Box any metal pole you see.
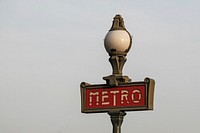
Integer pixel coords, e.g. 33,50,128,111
108,111,126,133
104,15,131,133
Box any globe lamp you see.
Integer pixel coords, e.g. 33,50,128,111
103,14,132,86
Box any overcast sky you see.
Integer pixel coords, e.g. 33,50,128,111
0,0,200,133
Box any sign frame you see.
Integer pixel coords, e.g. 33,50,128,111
80,78,155,113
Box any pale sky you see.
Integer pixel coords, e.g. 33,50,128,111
0,0,200,133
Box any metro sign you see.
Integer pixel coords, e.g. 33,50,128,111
81,78,155,113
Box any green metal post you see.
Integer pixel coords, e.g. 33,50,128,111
104,14,132,133
108,111,126,133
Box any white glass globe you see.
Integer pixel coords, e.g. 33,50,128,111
104,30,131,54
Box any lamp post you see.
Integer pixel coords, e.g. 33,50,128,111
80,14,155,133
104,14,132,133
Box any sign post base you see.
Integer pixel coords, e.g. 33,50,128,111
108,111,126,133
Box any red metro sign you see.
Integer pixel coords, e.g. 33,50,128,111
81,78,155,113
86,85,145,108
